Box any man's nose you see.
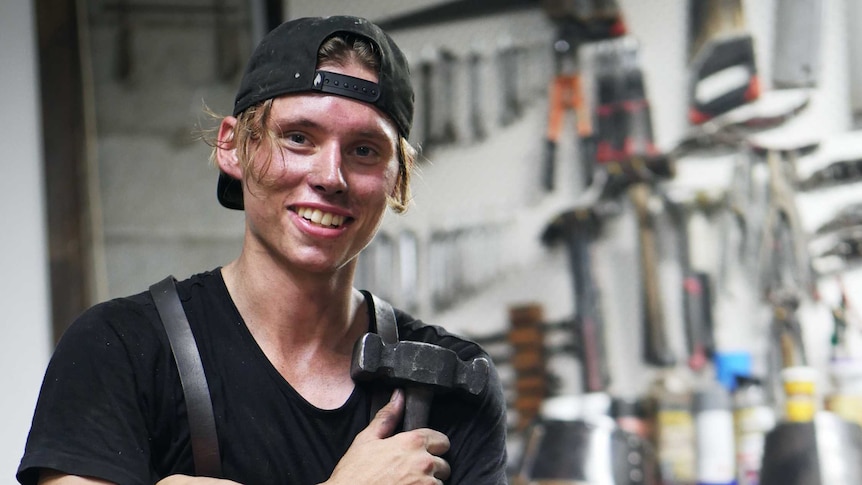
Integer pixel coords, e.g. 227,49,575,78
309,144,347,194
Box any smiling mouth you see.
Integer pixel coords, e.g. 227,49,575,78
294,207,348,228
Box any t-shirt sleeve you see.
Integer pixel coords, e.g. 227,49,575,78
17,298,168,485
444,359,509,485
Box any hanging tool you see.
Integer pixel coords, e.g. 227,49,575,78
499,43,524,126
811,228,862,275
687,0,760,124
631,182,676,367
418,49,459,153
618,42,660,161
592,38,660,165
664,192,720,372
752,146,816,301
798,157,862,192
542,205,613,393
814,203,862,236
587,36,674,367
540,0,626,190
467,50,488,142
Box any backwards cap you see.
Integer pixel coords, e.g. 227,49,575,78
218,15,414,210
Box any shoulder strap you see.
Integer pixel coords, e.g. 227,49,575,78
150,276,222,478
361,290,399,419
367,291,399,345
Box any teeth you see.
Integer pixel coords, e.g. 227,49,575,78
310,209,323,224
320,212,333,226
297,207,345,227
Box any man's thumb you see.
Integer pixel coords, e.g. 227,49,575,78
361,389,404,441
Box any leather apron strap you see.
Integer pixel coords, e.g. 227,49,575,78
150,276,222,478
361,290,399,420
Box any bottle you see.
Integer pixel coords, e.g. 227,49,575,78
758,366,822,485
780,366,818,423
694,383,736,485
825,359,862,426
647,369,696,485
732,376,775,485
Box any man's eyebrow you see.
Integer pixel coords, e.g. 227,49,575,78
354,128,394,142
270,117,323,131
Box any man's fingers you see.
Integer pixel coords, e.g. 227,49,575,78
421,429,451,457
433,456,451,482
357,389,404,442
329,393,454,485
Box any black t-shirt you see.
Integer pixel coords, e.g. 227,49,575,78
17,269,507,485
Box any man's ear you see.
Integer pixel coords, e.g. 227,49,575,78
216,116,242,179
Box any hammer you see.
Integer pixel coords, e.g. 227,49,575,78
351,333,491,430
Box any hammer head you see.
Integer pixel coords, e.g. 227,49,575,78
351,332,490,397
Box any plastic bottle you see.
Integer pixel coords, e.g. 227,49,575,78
825,360,862,426
732,376,775,485
780,366,818,423
694,383,737,485
647,369,696,485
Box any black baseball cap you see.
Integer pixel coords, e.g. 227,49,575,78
217,15,414,210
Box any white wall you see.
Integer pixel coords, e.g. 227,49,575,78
0,0,53,480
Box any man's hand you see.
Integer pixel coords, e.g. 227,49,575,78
323,389,451,484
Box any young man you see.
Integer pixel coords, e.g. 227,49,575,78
18,16,507,485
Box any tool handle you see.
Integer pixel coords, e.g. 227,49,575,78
683,271,714,371
543,140,557,192
403,386,434,430
564,212,611,393
631,184,676,367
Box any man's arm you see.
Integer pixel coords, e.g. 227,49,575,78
38,471,114,485
19,299,182,485
38,470,241,485
39,390,447,485
39,470,242,485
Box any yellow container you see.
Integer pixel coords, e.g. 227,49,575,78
826,361,862,426
781,366,818,423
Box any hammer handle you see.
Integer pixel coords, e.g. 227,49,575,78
403,387,434,430
631,183,675,367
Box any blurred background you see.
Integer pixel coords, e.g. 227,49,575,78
6,0,862,482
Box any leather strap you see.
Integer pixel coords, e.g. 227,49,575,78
368,292,399,345
361,290,399,419
150,276,222,478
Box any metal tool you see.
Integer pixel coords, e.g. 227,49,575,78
687,0,760,124
351,333,490,430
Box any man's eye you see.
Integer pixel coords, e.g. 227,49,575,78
355,146,374,157
287,133,307,144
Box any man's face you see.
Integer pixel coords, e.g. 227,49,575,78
240,62,400,278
